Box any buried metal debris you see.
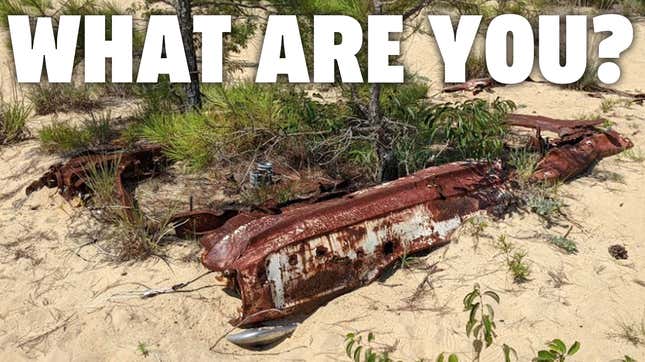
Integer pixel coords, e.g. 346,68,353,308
226,323,298,348
202,162,512,326
26,115,633,329
26,144,167,222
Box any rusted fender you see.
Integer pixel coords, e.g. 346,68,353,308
531,129,633,183
200,162,511,326
26,144,167,221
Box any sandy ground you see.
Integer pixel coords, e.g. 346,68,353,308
1,8,645,362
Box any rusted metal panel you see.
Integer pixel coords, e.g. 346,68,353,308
200,162,511,325
506,114,604,136
531,129,633,183
442,78,494,94
26,144,167,222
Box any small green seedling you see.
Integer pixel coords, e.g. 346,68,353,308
436,352,459,362
345,332,392,362
137,341,150,358
533,339,580,362
463,284,501,361
547,235,578,255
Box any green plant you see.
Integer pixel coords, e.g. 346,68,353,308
466,54,488,79
547,235,578,254
84,160,175,261
463,284,503,361
523,184,565,223
620,148,645,163
508,148,540,184
345,332,393,362
533,339,580,362
137,341,150,358
38,112,114,152
0,102,31,145
28,84,100,115
436,353,459,362
565,56,600,91
619,355,637,362
432,98,515,161
494,236,531,283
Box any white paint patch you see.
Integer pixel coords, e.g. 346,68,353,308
266,254,286,309
431,216,462,239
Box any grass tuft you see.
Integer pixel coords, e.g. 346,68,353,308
0,102,31,145
38,112,114,152
84,160,175,261
29,84,100,115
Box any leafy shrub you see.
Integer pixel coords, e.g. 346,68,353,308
0,102,31,145
432,98,515,161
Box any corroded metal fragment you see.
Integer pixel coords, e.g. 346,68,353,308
26,144,167,222
531,129,633,183
443,78,494,94
201,162,511,325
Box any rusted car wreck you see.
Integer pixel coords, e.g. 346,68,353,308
27,115,633,327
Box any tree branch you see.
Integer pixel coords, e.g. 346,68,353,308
402,0,433,21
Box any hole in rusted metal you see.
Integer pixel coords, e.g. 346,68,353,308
315,246,328,258
383,241,395,255
288,254,298,266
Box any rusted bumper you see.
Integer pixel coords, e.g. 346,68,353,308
201,162,511,325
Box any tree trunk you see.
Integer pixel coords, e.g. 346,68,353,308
176,0,202,111
369,0,398,182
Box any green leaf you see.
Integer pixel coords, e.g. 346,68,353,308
472,324,483,339
567,341,580,356
353,346,362,362
537,350,557,360
466,319,476,337
485,304,495,320
483,316,494,346
368,332,375,342
503,344,518,362
436,353,445,362
484,290,500,303
448,354,459,362
346,340,355,358
463,291,477,310
548,339,566,354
